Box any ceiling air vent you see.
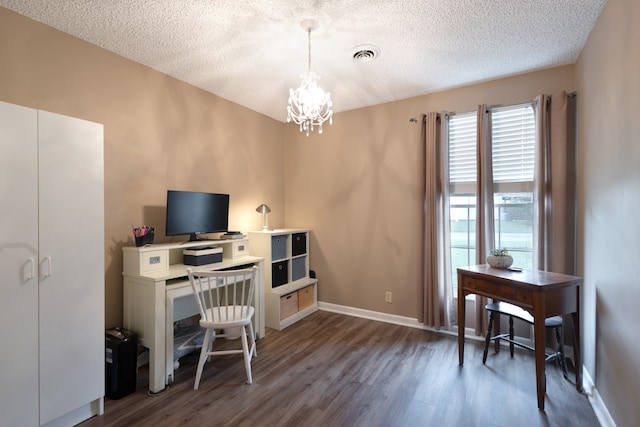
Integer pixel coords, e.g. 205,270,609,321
352,45,380,63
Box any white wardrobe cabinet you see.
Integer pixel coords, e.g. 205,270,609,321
0,100,105,426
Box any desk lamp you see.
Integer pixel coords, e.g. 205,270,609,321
256,204,271,231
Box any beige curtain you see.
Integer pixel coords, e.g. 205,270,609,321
474,105,495,335
533,92,577,274
419,112,452,329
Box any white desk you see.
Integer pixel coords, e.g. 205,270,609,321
122,239,264,394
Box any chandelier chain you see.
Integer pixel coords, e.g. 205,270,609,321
307,27,311,72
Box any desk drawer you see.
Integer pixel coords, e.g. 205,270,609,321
499,285,533,307
461,276,476,290
476,277,500,294
230,240,248,258
140,250,169,274
464,277,533,307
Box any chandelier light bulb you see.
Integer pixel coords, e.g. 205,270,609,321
286,20,333,137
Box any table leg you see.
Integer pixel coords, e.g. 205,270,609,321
533,304,547,410
458,281,466,365
148,344,167,394
572,312,582,391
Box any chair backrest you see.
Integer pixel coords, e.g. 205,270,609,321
187,266,258,323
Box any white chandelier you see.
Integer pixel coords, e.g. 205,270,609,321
287,19,333,137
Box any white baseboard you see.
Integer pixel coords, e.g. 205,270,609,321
317,302,614,426
582,367,616,427
318,301,425,330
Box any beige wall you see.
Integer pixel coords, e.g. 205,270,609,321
576,0,640,425
284,66,575,317
0,8,286,327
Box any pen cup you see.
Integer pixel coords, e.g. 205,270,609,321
135,230,154,247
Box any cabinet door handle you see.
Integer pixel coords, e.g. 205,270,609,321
22,258,35,283
41,256,52,279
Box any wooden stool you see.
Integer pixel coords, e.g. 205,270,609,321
482,301,569,379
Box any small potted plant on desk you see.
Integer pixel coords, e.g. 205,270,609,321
487,248,513,269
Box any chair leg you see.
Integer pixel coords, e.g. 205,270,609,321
240,325,253,384
194,328,213,390
248,321,257,358
483,312,494,364
206,330,214,363
509,315,515,358
555,325,570,380
493,312,501,353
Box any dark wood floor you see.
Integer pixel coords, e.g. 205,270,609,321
81,310,599,427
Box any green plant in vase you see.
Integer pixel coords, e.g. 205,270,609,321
487,248,513,268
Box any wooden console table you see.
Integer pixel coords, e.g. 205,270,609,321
457,265,583,410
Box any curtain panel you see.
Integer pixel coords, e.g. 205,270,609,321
419,112,452,329
474,104,495,335
533,91,578,275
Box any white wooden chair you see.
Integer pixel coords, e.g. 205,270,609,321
186,266,259,390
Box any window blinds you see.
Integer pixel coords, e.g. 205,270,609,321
448,104,535,186
491,105,535,183
449,112,477,184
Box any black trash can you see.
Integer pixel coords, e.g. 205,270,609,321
105,327,137,400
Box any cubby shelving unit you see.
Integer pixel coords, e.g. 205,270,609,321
248,229,318,330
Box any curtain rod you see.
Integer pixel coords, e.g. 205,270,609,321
409,114,438,123
410,91,577,122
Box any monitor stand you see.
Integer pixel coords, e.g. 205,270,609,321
181,233,212,244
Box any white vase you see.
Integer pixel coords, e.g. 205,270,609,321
487,255,513,269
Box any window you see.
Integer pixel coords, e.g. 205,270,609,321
491,105,535,270
448,112,477,292
447,103,535,294
449,112,477,190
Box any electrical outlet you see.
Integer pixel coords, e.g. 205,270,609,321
385,291,392,303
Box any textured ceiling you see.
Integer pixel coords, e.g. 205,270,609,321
0,0,606,122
